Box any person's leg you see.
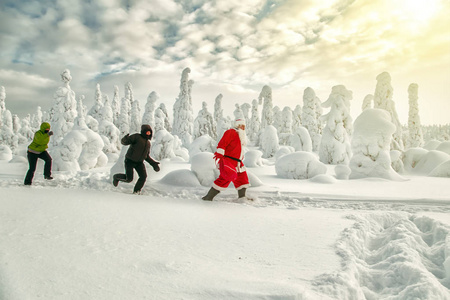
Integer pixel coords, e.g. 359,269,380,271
24,152,39,185
40,151,53,179
113,159,134,186
233,171,250,199
133,162,147,193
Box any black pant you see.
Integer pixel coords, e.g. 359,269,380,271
114,159,147,192
24,151,52,184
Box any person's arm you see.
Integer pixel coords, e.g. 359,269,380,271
145,155,160,172
121,133,134,145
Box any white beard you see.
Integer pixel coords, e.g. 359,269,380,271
237,128,247,147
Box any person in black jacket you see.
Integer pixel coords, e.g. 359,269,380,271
113,124,160,194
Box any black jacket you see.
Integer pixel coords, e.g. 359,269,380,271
121,125,158,167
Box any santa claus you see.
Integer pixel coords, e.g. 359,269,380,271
202,118,251,201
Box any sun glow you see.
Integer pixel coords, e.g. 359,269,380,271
395,0,440,23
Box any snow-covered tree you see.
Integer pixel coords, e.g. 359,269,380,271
407,83,424,148
0,86,5,119
362,94,373,111
272,106,282,133
0,105,18,151
247,99,261,145
302,87,321,151
233,103,244,119
194,102,216,139
49,69,78,146
349,109,402,180
279,106,293,145
373,72,404,151
111,85,121,127
259,85,273,130
31,106,43,129
292,105,302,132
158,103,171,132
241,103,251,126
172,68,194,147
52,96,108,172
101,95,113,123
151,108,189,161
118,93,131,136
19,115,34,141
319,86,352,165
260,125,279,158
289,126,312,152
142,91,159,129
214,94,223,125
88,83,104,121
129,100,141,133
315,95,324,138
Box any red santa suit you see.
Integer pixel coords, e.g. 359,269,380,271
212,128,250,191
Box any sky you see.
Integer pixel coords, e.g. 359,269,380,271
0,0,449,125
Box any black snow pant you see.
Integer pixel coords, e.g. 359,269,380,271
24,151,52,185
114,159,147,193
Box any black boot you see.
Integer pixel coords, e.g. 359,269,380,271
202,188,220,201
238,188,246,198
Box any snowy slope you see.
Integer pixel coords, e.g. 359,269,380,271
0,160,449,300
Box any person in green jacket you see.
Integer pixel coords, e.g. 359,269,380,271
24,122,54,185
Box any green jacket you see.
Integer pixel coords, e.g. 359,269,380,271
28,122,51,153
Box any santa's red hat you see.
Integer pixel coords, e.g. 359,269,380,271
234,118,246,128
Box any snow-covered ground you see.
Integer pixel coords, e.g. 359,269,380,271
0,159,449,300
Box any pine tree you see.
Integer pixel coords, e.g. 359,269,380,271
248,99,261,145
130,100,141,133
172,68,194,147
259,85,273,131
142,91,159,129
158,103,172,132
279,106,293,145
194,102,216,139
373,72,404,151
407,83,424,148
88,83,103,121
302,87,321,151
362,94,373,111
111,85,121,127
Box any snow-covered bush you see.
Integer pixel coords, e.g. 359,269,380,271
436,141,450,155
361,94,373,111
402,148,428,173
260,125,279,158
390,150,404,173
289,126,312,152
423,140,441,151
428,161,450,177
189,135,215,161
243,150,264,167
413,151,450,175
191,152,219,186
0,145,12,161
349,109,403,180
159,169,201,187
335,164,351,180
276,152,327,179
274,146,295,161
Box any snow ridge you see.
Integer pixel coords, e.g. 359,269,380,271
313,213,450,299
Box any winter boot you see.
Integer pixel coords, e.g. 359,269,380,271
202,187,220,201
45,175,53,180
113,174,120,187
238,188,253,201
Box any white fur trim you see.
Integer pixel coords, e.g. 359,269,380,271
212,182,228,191
234,118,246,127
217,148,225,155
235,183,250,190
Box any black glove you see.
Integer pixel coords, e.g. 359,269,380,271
152,162,160,172
48,131,54,136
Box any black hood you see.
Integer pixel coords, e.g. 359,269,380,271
140,124,153,139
